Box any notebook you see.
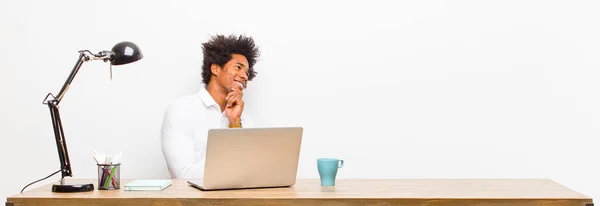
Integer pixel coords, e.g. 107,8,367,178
124,179,172,191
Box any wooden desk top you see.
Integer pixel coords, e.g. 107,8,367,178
7,179,593,206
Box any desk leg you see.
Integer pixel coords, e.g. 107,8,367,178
5,201,13,206
585,203,594,206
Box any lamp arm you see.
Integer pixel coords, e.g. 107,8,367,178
46,100,71,179
54,53,85,103
41,50,113,180
42,52,88,180
50,50,114,103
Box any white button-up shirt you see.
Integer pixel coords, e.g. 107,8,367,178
160,87,253,179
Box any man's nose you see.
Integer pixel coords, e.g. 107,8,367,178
240,71,248,81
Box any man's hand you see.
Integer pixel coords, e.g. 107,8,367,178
225,87,244,125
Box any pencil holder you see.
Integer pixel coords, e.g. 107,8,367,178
97,163,121,190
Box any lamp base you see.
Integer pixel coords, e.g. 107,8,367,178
52,183,94,192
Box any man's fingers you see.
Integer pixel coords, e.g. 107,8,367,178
227,93,239,108
225,92,234,101
225,89,244,110
226,90,243,101
226,94,234,107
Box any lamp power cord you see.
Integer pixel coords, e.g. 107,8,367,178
21,170,60,193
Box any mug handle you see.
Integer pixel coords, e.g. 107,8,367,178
338,160,344,168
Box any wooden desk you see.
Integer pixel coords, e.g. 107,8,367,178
6,179,593,206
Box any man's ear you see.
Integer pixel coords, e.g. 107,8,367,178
210,64,221,76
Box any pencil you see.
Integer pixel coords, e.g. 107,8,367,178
105,166,118,188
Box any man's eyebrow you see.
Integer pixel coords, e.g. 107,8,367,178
234,62,247,67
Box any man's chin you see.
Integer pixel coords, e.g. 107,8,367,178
234,82,245,91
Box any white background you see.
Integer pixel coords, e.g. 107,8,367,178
1,0,599,202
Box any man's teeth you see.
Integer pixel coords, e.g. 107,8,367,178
237,82,244,88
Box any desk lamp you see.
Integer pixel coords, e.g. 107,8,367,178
24,42,143,193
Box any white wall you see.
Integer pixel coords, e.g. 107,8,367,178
1,0,599,202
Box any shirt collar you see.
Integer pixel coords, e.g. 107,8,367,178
197,85,218,108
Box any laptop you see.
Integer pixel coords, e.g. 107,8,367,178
187,127,303,190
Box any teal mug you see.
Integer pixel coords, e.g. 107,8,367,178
317,158,344,186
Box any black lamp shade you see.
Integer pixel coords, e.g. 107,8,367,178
111,41,143,65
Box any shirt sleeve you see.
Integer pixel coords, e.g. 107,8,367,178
160,104,205,179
